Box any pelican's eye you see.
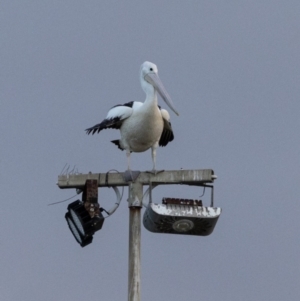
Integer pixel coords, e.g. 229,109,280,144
149,68,153,71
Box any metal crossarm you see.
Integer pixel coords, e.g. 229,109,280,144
57,169,216,189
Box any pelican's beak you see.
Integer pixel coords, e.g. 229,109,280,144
145,73,179,116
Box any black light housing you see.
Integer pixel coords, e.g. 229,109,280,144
65,180,104,247
65,210,93,247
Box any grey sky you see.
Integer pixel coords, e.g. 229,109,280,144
1,1,300,300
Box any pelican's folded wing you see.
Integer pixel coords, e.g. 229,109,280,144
159,108,174,146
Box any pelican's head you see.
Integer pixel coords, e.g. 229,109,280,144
140,61,179,116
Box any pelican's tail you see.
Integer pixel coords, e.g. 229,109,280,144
111,140,125,151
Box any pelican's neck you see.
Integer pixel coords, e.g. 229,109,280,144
145,89,157,106
141,79,157,107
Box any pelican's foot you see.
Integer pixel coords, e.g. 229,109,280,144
146,169,165,175
123,170,141,182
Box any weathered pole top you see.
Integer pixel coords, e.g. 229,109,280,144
57,169,216,189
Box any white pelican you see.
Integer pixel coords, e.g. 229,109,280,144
86,61,179,174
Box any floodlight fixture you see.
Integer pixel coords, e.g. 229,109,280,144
65,179,105,247
65,200,104,247
64,179,123,247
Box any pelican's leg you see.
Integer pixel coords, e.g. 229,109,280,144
146,142,164,175
123,150,140,182
151,144,157,171
124,150,133,180
126,150,131,170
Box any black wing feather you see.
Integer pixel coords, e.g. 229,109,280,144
159,120,174,147
85,117,122,135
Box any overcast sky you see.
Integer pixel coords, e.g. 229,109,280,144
1,1,300,300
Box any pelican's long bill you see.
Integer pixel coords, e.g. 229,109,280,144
144,73,179,116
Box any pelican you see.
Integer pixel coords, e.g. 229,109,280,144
86,61,179,174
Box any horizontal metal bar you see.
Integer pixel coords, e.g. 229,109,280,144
57,169,216,189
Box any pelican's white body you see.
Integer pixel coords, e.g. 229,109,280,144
120,100,163,152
